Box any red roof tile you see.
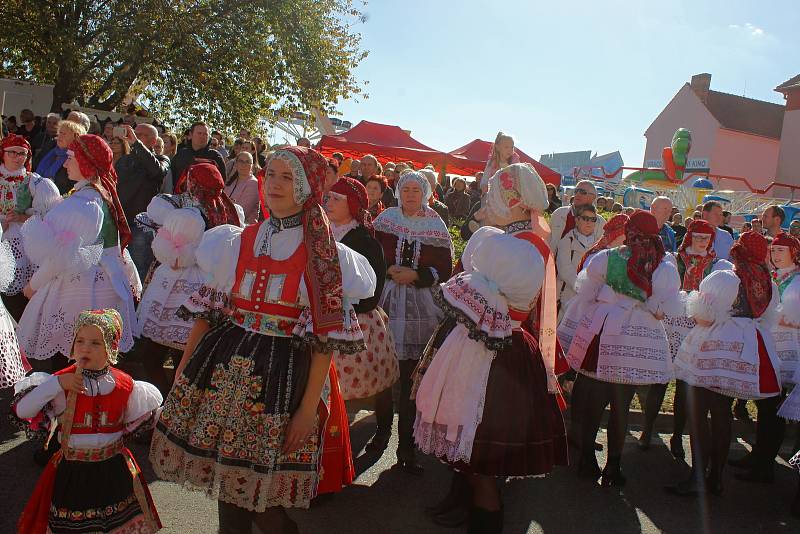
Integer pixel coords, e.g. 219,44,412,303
776,74,800,92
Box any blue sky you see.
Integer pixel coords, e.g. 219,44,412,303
334,0,798,167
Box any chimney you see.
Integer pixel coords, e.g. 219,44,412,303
690,73,712,103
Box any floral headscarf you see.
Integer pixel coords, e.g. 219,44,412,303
73,308,123,364
624,210,665,298
578,213,628,272
330,177,374,236
69,134,131,250
266,147,343,334
178,161,241,228
678,219,716,291
0,133,32,173
771,232,800,266
485,163,549,219
731,231,772,318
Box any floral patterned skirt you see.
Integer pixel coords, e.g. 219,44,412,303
149,321,324,511
334,307,399,400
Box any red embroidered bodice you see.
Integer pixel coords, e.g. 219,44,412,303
54,365,133,435
229,224,308,336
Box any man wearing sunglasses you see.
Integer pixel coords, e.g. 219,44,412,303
556,204,598,317
549,180,605,254
650,196,677,253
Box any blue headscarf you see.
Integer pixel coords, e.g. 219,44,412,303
35,146,68,179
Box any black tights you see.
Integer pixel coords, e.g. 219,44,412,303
641,380,687,437
397,359,418,455
217,501,294,534
579,375,636,465
750,394,786,470
685,386,733,482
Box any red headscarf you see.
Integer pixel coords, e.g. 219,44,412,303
771,232,800,266
69,134,131,250
730,230,771,318
268,146,343,334
0,133,32,173
577,213,628,272
678,219,716,290
330,177,374,236
177,162,240,228
624,210,665,297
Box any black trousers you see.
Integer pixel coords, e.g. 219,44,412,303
751,394,786,469
397,359,418,454
374,385,394,437
580,375,636,462
138,337,174,397
217,501,252,534
685,386,734,481
642,380,687,437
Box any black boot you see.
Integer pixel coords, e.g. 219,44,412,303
467,506,503,534
734,464,774,483
728,451,754,469
600,456,626,487
395,447,424,476
577,451,601,479
669,434,685,460
426,471,469,518
638,427,653,451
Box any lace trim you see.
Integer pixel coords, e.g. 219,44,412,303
501,220,532,234
414,416,475,465
433,287,512,351
293,333,366,355
268,211,303,232
83,366,111,380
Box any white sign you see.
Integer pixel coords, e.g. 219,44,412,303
644,158,710,170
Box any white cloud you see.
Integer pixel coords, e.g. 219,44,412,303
729,22,766,38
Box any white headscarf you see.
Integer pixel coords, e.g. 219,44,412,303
394,171,433,207
485,163,549,221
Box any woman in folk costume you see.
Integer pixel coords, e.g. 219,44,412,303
135,161,242,395
730,232,799,483
18,134,142,372
13,308,162,534
0,223,29,388
563,210,681,486
150,146,375,534
670,231,780,495
414,233,568,533
0,133,61,319
639,220,732,457
325,177,399,450
374,171,453,474
558,213,628,452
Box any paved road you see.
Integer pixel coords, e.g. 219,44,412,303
1,408,799,534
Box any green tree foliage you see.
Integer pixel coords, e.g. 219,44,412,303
0,0,368,129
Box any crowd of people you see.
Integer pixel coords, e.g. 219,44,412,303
0,112,799,534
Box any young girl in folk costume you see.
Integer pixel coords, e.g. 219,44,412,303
0,223,28,388
13,308,163,534
671,231,780,495
18,134,142,372
777,238,800,516
639,220,733,457
0,133,61,319
563,210,681,486
414,233,568,533
150,147,375,534
734,232,800,483
374,171,453,474
558,213,628,452
135,161,242,395
479,132,519,195
325,178,398,451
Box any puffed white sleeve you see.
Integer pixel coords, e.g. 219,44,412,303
151,207,205,269
687,269,739,324
13,373,66,419
711,259,734,272
779,278,800,328
135,194,177,231
24,197,104,291
177,224,242,323
337,242,377,302
574,248,608,301
28,175,62,216
645,257,682,317
123,380,164,434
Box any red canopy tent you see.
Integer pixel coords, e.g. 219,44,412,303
446,139,561,186
315,120,448,170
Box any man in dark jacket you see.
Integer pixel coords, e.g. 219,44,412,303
169,121,226,189
116,124,170,279
31,113,61,167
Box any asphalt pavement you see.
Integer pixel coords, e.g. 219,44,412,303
1,408,799,534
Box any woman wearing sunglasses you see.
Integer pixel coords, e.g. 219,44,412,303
549,180,605,254
556,205,598,318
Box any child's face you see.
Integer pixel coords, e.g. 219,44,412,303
72,325,109,370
